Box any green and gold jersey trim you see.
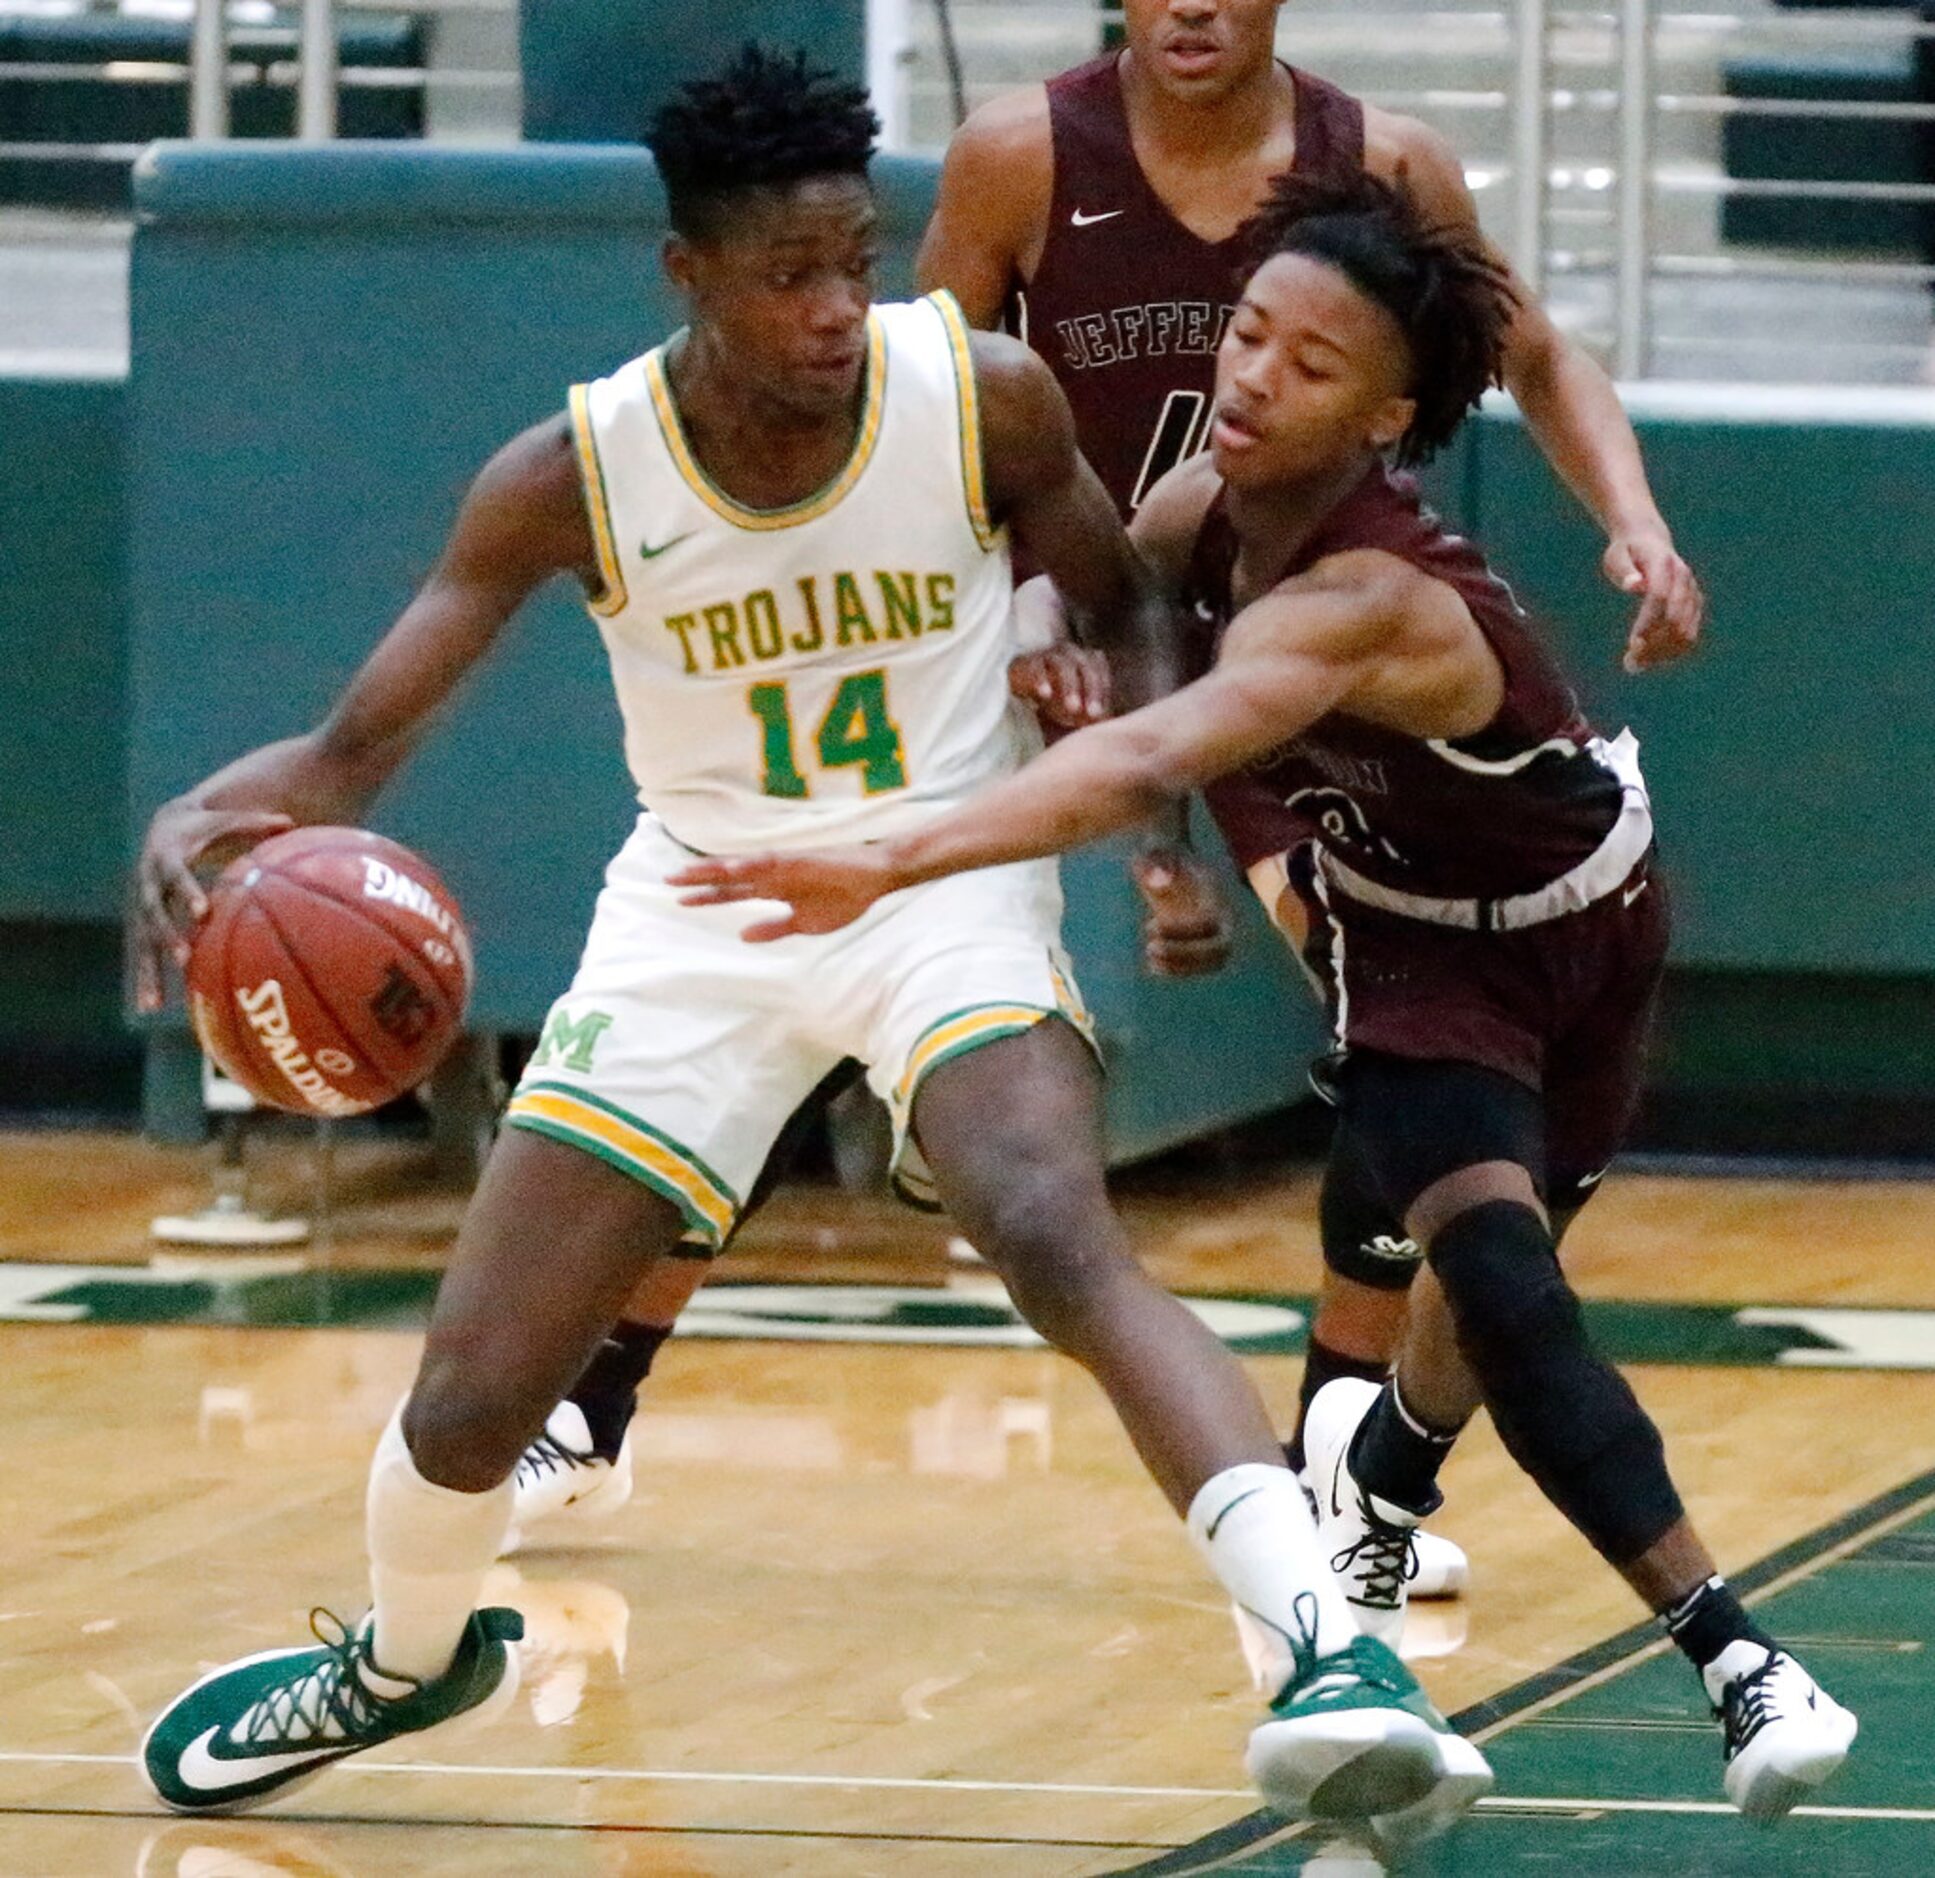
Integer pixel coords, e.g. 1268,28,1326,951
568,384,629,618
889,998,1094,1121
642,315,889,532
504,1081,738,1249
927,289,999,552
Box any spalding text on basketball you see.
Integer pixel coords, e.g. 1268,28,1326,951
361,858,470,965
234,979,364,1117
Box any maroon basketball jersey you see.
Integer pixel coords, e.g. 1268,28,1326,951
1018,55,1364,517
1188,468,1629,900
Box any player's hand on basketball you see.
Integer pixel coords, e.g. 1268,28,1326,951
132,803,295,1010
1009,644,1110,728
1603,528,1704,672
670,848,894,940
1132,847,1231,978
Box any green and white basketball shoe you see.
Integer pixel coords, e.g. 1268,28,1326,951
1245,1593,1492,1838
143,1606,523,1813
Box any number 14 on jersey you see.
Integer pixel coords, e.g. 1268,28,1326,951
749,669,908,798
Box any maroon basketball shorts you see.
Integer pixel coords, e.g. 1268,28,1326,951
1289,847,1670,1194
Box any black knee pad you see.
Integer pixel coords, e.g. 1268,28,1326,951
1320,1136,1422,1291
1431,1200,1683,1565
1335,1051,1548,1224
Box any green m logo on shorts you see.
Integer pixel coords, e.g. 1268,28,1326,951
530,1006,615,1075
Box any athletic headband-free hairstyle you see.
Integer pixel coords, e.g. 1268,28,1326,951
646,44,879,243
1240,172,1519,466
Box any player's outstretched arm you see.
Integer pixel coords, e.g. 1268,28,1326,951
132,415,597,1009
1375,112,1704,670
671,556,1426,940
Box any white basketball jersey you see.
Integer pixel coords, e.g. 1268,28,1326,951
570,292,1031,855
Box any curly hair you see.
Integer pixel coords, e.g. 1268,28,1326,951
646,44,879,241
1239,171,1518,465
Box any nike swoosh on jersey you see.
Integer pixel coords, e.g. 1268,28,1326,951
1622,879,1649,907
1070,207,1125,227
173,1726,352,1793
639,532,693,561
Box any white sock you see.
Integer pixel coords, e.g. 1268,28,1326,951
1188,1463,1359,1697
366,1399,514,1684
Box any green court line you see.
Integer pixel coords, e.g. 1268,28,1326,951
3,1270,1933,1371
1457,1461,1935,1736
1111,1465,1935,1874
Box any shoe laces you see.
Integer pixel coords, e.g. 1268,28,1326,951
1331,1497,1418,1610
516,1428,599,1486
1719,1650,1785,1753
234,1609,411,1748
1275,1592,1413,1707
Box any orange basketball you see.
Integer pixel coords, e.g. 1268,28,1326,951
186,827,473,1117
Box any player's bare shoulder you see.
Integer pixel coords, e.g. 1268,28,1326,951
965,326,1082,502
1240,546,1480,676
1361,105,1477,228
918,85,1055,312
458,411,603,597
945,85,1054,210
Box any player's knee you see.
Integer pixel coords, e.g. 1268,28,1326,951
969,1162,1122,1349
1426,1198,1577,1372
403,1357,533,1492
1320,1146,1422,1291
1428,1197,1683,1563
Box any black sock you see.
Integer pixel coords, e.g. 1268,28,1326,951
1284,1336,1390,1472
569,1320,671,1458
1662,1576,1776,1675
1349,1378,1461,1517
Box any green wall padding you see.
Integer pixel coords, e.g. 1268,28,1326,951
0,374,127,921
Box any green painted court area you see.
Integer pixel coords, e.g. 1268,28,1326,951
5,1267,1935,1370
1121,1480,1935,1875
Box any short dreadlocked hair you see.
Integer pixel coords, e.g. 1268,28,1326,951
646,44,878,242
1239,172,1518,466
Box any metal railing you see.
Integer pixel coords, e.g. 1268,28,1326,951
875,0,1935,384
6,0,1929,382
0,0,520,166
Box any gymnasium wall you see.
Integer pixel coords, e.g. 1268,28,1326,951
5,142,1933,1144
0,374,137,1108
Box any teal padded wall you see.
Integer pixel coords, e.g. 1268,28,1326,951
125,142,1316,1160
0,374,127,921
1467,389,1935,976
519,0,865,144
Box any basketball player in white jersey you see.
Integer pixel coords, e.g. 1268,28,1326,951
131,49,1492,1836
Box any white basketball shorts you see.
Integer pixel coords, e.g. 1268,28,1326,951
503,813,1095,1250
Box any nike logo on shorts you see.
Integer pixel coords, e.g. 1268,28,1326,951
173,1725,349,1793
1070,207,1124,227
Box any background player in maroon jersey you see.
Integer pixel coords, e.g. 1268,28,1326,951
672,172,1856,1828
916,0,1706,1536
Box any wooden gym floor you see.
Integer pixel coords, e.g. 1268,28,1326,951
1,1128,1931,1875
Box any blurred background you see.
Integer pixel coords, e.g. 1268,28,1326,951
2,0,1932,1187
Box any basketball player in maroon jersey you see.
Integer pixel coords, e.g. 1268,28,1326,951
914,0,1705,1537
523,0,1711,1557
671,172,1857,1826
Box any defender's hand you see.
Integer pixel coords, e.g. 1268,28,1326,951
1604,528,1704,672
1132,847,1231,978
1009,644,1110,728
671,847,897,941
132,804,296,1012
